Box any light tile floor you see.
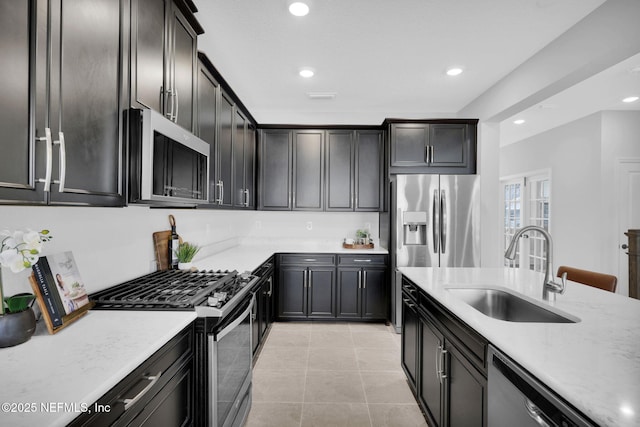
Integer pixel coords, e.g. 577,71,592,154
245,322,428,427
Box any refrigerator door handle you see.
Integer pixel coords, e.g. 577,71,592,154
441,190,447,254
433,189,440,253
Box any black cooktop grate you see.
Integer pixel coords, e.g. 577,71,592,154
90,269,237,310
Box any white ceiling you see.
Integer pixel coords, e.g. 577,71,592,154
193,0,639,132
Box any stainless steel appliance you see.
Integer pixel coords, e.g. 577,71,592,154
390,174,480,331
91,269,259,427
488,345,595,427
129,108,210,205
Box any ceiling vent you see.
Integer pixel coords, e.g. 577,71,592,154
307,92,337,99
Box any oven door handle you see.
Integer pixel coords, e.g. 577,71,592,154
216,295,255,340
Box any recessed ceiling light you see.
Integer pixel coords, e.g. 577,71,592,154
289,2,309,16
299,68,314,78
622,96,639,103
446,67,463,76
513,119,525,125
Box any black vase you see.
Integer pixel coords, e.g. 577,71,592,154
0,307,37,348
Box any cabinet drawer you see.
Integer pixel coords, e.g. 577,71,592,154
338,254,386,266
279,254,336,266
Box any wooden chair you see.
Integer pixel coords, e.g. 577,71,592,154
556,266,617,293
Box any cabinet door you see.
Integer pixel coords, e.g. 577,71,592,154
244,125,256,209
278,266,307,318
196,60,219,204
170,6,197,132
401,299,420,393
355,130,383,211
307,267,335,318
362,268,386,319
429,124,470,170
0,1,46,204
420,316,445,427
445,343,487,427
326,130,354,211
293,131,324,210
131,0,166,114
390,124,429,167
233,111,246,208
259,130,292,210
48,0,125,206
337,268,360,318
216,92,233,207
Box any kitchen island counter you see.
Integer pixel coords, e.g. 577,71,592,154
0,310,196,427
399,266,640,427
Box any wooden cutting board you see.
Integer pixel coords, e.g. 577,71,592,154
152,215,182,271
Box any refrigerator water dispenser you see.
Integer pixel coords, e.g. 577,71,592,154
403,211,427,245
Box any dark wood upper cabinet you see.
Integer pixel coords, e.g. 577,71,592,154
216,92,234,207
196,58,219,204
0,0,127,206
232,111,256,209
326,131,355,211
355,130,383,211
293,130,325,211
388,120,477,174
131,0,200,132
259,130,292,210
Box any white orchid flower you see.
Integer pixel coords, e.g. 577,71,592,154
0,249,27,273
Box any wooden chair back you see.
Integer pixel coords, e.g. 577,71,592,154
557,266,617,293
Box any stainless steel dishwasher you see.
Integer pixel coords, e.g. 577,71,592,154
488,345,595,427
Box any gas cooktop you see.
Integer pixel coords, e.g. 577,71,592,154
90,269,257,315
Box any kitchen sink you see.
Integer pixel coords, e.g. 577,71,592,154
446,287,579,323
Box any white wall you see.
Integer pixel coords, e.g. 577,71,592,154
499,111,640,284
0,206,377,295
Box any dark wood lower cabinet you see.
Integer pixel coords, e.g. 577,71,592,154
401,277,487,427
69,325,194,427
277,253,387,321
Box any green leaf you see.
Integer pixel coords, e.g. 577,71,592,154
41,230,50,235
30,249,39,254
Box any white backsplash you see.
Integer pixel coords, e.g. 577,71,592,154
0,206,378,294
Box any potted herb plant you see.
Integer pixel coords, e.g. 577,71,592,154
0,229,52,347
176,242,200,270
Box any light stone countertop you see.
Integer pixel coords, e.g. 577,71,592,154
0,310,196,427
399,266,640,427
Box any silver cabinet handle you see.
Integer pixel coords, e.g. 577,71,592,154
524,399,552,427
440,190,446,254
303,258,317,262
165,88,174,120
122,371,161,410
55,131,67,192
363,270,367,289
244,189,250,207
440,348,448,380
308,269,312,289
402,298,415,308
353,259,372,263
430,145,434,163
36,128,53,192
357,270,361,289
433,189,440,253
174,88,179,123
216,180,224,204
425,145,430,163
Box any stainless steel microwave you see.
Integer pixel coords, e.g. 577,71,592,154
129,109,209,205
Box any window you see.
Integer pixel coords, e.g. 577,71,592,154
501,173,551,272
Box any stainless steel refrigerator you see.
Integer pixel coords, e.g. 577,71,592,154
390,174,480,332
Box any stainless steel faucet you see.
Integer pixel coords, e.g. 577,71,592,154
504,225,566,301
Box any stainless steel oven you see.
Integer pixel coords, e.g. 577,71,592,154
208,294,254,427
